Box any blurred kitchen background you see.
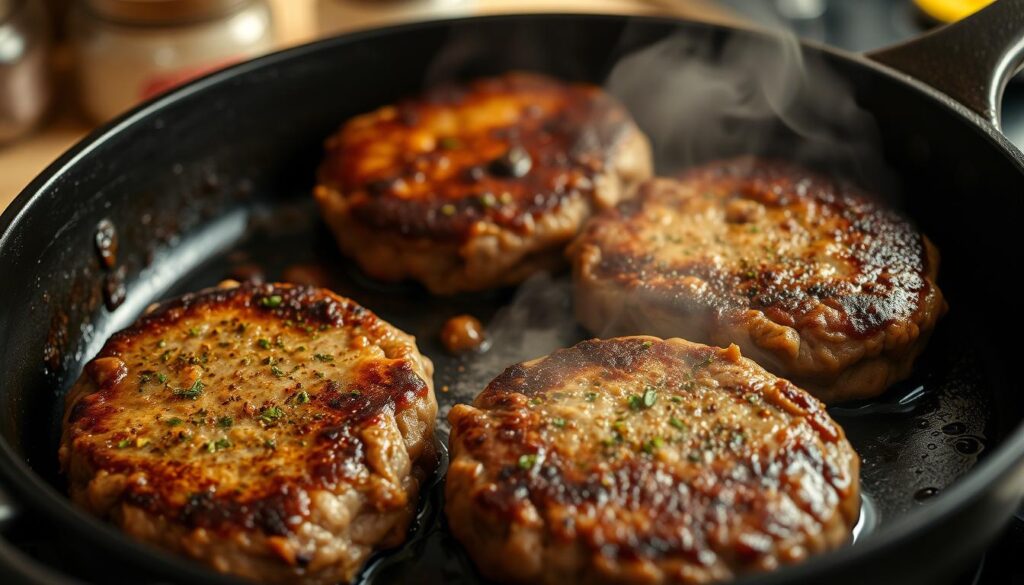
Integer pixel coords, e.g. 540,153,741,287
0,0,998,208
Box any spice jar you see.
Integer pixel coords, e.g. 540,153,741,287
71,0,274,122
0,0,52,144
316,0,470,37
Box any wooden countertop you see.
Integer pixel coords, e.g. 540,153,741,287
0,0,739,212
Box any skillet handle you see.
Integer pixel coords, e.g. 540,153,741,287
867,0,1024,129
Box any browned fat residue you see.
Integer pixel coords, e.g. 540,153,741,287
318,73,635,241
440,314,488,354
95,219,118,269
103,265,127,311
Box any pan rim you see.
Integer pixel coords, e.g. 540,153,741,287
1,11,1023,584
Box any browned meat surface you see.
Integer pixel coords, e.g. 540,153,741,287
314,72,653,294
569,158,946,403
447,336,860,585
59,281,437,584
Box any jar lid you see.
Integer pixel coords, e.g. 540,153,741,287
85,0,252,24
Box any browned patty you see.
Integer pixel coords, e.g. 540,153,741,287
314,72,653,294
447,336,859,584
569,158,946,403
59,281,437,584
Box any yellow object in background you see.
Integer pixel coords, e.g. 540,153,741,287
914,0,994,23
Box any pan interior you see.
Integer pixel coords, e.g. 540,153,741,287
1,14,1021,585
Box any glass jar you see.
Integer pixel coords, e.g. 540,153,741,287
0,0,52,144
316,0,470,37
71,0,274,122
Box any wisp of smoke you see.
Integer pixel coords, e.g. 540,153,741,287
604,23,893,193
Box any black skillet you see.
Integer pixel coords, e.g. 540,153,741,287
3,3,1024,584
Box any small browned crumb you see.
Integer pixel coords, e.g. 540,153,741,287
282,264,330,288
441,315,488,354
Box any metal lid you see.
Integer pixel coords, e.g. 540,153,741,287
84,0,252,25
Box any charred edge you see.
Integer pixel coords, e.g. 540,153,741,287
100,283,377,355
321,74,635,241
589,158,934,339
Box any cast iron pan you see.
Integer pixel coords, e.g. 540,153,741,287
3,3,1024,584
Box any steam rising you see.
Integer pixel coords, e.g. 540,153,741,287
604,26,890,187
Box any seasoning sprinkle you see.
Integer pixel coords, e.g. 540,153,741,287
642,437,664,454
259,295,283,308
173,379,205,400
313,353,334,362
206,437,232,453
643,387,658,408
259,406,284,425
518,453,538,469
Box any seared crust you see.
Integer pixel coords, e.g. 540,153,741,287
569,158,947,402
314,72,653,294
447,336,860,584
59,282,437,584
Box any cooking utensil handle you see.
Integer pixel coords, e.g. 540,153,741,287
0,484,78,583
867,0,1024,128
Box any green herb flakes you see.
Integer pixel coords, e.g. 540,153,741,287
643,387,657,408
642,437,664,454
217,416,233,428
259,406,284,425
206,437,232,453
313,353,334,362
518,453,538,469
173,379,205,400
260,295,283,308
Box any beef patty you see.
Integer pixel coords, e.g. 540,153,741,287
447,336,860,585
59,281,437,584
314,72,653,294
569,158,946,403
